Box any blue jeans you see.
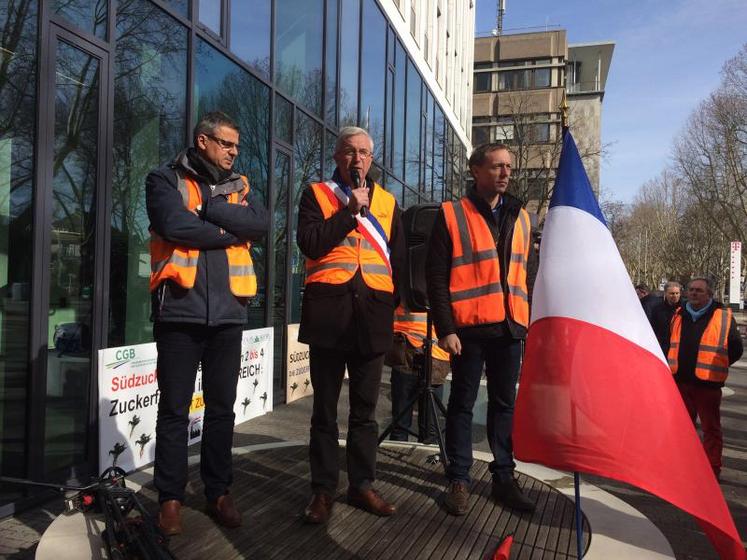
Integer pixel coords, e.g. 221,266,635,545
445,336,522,484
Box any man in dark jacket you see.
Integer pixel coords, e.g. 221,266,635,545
426,143,537,516
663,277,743,480
146,111,268,535
297,126,405,524
636,283,659,322
651,280,682,351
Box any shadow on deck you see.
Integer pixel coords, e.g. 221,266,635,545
137,443,590,559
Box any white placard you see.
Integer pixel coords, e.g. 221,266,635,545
286,323,312,403
730,241,741,305
98,328,273,473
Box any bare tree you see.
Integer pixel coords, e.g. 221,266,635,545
673,44,747,246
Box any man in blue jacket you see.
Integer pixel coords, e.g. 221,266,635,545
146,111,268,535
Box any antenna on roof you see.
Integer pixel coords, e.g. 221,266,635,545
496,0,506,36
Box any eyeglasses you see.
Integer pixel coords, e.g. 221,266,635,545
339,148,373,159
205,134,240,152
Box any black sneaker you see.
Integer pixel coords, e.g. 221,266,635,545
492,477,535,512
443,481,470,516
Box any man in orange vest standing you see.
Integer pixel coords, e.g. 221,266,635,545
665,276,743,480
297,126,405,524
146,111,268,535
426,143,536,515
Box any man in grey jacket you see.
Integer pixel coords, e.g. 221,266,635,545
146,111,268,535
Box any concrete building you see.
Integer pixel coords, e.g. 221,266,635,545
0,0,474,515
472,30,613,212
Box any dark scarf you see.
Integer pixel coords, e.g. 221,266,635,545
187,147,232,185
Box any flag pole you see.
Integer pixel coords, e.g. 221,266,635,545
559,91,584,558
574,471,584,557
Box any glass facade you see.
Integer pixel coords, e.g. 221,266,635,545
0,0,38,498
110,0,188,347
0,0,468,512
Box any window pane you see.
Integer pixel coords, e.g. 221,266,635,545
230,0,271,79
422,92,433,197
276,0,323,116
325,0,338,125
324,131,336,177
385,67,394,167
392,41,406,179
46,41,100,475
531,123,550,143
0,0,37,497
474,72,491,92
195,38,270,328
52,0,107,39
109,0,188,347
472,126,489,146
385,175,404,207
534,67,550,88
272,150,289,398
433,106,445,200
405,59,421,188
338,0,359,125
403,185,419,209
161,0,189,18
291,112,322,324
275,94,293,145
360,0,386,161
198,0,221,35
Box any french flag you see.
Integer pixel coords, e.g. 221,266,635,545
514,131,746,559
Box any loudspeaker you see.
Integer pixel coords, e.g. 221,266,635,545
401,203,441,312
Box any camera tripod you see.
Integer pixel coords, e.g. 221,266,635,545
0,468,174,559
379,309,450,470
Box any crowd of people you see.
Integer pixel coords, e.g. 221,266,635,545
637,279,743,480
145,112,741,536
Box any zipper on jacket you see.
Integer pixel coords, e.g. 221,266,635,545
158,282,167,314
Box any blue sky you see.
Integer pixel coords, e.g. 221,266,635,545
474,0,747,202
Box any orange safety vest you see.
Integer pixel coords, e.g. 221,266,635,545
149,171,257,297
667,307,732,383
393,305,450,362
442,197,530,329
304,182,395,293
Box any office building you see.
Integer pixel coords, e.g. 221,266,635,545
472,29,613,211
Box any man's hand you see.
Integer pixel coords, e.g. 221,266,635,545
439,333,462,355
347,187,369,215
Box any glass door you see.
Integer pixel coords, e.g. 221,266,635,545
36,26,109,480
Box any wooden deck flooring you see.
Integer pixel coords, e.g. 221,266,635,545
138,444,590,559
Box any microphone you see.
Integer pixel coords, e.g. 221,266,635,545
350,169,367,217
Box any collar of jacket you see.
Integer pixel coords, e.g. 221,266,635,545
467,189,521,221
172,148,245,197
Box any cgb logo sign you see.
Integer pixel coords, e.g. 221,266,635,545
98,328,274,473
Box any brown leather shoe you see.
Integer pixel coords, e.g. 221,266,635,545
158,500,182,536
347,487,396,517
304,493,334,524
206,494,242,528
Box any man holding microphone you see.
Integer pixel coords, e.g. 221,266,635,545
296,126,405,524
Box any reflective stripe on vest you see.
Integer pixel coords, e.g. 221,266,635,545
507,208,531,327
442,198,530,328
393,305,450,362
149,172,257,297
667,307,732,382
304,182,395,293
